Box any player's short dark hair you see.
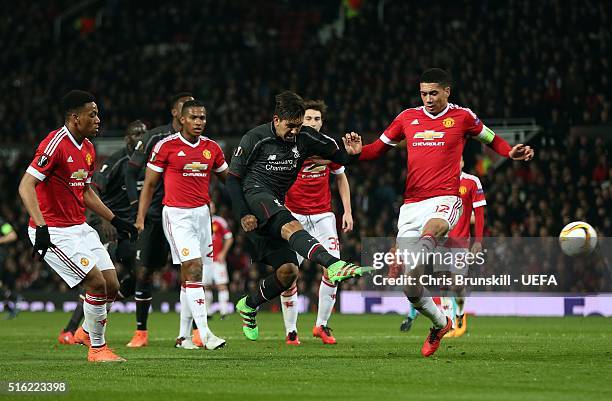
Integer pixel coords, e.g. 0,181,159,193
181,99,206,115
420,68,452,88
61,90,95,117
126,120,146,136
274,91,305,121
170,92,194,108
304,99,327,120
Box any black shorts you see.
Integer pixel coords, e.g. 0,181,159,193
244,189,287,228
245,229,298,269
137,217,170,270
242,189,298,268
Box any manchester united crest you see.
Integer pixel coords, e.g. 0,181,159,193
459,185,467,195
85,153,93,166
182,248,190,256
443,117,455,128
80,257,89,267
203,149,212,159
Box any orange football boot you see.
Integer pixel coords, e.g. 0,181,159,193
74,326,91,347
313,325,337,345
58,330,76,345
126,330,149,347
88,345,126,362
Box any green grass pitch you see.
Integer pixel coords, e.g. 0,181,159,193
1,312,610,401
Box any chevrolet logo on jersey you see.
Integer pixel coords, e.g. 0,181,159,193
70,169,89,180
302,164,326,173
414,130,445,140
183,162,209,172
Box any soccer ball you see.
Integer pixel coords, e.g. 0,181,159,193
559,221,598,257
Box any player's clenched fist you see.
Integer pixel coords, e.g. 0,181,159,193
241,215,258,232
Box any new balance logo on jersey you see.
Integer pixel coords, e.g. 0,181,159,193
268,154,277,160
67,156,74,163
178,150,186,156
411,119,419,125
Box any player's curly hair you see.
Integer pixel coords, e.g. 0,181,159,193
303,99,328,120
274,91,305,121
420,68,452,88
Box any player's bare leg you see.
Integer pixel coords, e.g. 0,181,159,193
81,267,125,362
178,258,225,350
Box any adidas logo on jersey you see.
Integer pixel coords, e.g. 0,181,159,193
178,151,186,156
411,119,419,125
67,156,74,162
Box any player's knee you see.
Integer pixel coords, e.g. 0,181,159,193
104,275,120,299
276,263,299,287
182,260,203,282
280,220,303,240
423,218,449,238
83,269,106,295
268,210,299,240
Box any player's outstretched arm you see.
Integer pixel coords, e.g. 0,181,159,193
474,126,534,161
136,167,161,232
358,138,394,161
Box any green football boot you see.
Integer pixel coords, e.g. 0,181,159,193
236,296,259,341
327,261,376,284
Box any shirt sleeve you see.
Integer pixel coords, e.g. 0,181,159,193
212,142,228,173
26,139,61,181
302,127,341,159
471,176,487,208
463,108,485,137
380,111,407,146
228,133,257,178
147,141,169,173
330,162,345,175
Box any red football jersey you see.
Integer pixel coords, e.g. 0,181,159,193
147,133,227,207
212,215,233,261
381,104,484,203
26,126,96,228
285,162,345,215
449,172,487,240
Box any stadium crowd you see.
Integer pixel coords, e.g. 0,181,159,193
1,0,611,302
